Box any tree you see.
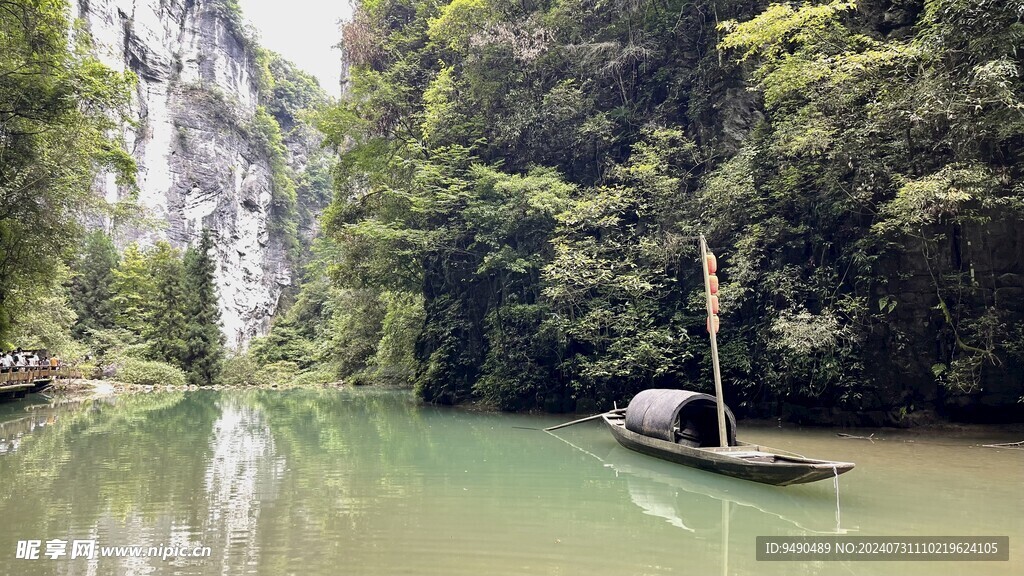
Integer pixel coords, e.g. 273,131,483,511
146,242,188,367
70,231,119,338
183,230,224,385
112,243,157,337
542,129,702,407
0,0,135,343
6,262,80,356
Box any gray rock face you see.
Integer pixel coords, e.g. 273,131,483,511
76,0,299,349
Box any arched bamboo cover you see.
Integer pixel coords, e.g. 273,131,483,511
624,389,737,448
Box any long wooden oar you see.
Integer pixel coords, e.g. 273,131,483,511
544,408,625,432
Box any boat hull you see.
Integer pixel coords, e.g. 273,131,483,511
603,414,854,486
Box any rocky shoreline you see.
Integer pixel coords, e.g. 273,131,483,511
47,378,348,401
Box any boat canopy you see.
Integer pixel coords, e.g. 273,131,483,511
624,389,737,448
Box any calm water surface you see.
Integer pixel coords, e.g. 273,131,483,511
0,389,1020,575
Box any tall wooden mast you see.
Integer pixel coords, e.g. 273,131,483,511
699,234,728,448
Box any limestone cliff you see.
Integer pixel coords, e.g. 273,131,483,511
75,0,329,349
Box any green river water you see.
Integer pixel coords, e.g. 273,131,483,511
0,388,1020,575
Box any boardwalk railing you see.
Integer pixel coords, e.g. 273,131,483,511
0,366,81,387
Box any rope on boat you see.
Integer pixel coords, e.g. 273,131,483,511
543,430,608,464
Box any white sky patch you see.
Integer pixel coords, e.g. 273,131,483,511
239,0,353,97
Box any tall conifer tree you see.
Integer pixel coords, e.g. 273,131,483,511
183,230,223,385
147,242,188,367
70,231,119,338
111,243,156,338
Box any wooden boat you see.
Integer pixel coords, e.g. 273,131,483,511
602,396,854,486
599,235,854,486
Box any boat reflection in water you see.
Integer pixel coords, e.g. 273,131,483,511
549,429,851,537
592,442,854,576
605,445,852,536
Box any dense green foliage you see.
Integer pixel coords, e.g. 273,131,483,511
62,232,223,385
249,243,425,386
709,0,1024,418
0,0,136,346
308,0,1024,419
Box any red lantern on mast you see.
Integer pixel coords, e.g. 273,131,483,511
705,251,720,332
706,314,720,334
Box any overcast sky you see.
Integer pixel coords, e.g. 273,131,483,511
240,0,353,97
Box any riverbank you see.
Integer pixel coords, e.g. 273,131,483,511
46,378,349,402
39,379,1024,437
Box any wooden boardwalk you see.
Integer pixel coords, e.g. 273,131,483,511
0,367,80,400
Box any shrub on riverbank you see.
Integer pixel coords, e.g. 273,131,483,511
221,353,271,386
117,358,187,387
214,353,342,387
289,366,338,387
